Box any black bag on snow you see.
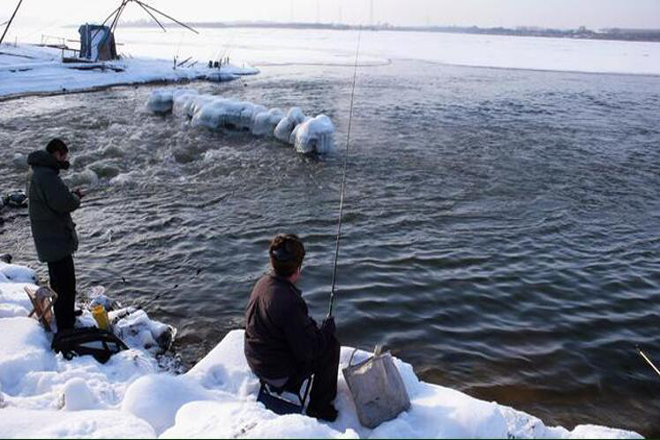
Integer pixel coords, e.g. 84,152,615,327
51,327,128,364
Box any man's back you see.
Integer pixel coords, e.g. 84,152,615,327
245,273,329,381
27,150,80,263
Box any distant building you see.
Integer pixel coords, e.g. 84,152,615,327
78,24,117,61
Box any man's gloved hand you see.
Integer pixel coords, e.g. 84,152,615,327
321,316,336,335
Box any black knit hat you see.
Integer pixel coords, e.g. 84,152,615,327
46,138,68,154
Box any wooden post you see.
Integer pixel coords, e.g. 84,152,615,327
0,0,24,46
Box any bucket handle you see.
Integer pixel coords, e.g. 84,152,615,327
348,344,384,367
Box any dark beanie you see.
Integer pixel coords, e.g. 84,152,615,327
46,138,68,154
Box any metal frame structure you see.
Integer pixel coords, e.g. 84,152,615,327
100,0,198,36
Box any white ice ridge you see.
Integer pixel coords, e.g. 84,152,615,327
0,262,643,439
147,88,336,155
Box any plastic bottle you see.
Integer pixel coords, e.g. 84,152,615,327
92,304,110,331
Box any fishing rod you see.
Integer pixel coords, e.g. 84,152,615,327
0,0,24,46
328,27,362,317
637,346,660,379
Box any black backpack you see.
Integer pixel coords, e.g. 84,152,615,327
51,327,128,364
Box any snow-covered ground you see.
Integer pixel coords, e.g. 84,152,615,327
0,43,257,99
0,261,642,438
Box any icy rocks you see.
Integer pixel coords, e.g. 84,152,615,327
147,89,174,114
112,308,176,355
294,114,335,154
0,261,37,284
146,89,335,154
252,108,284,136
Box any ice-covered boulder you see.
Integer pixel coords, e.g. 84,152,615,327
252,108,284,136
112,308,176,355
0,262,37,284
274,107,307,143
147,89,174,114
146,89,337,154
294,114,336,154
171,88,199,116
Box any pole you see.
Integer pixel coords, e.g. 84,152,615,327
0,0,24,46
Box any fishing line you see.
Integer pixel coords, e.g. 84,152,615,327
637,346,660,379
328,26,362,317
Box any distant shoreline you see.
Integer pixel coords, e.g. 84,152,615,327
116,21,660,43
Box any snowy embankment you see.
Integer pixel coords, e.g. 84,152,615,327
0,261,642,438
148,88,335,154
0,43,257,100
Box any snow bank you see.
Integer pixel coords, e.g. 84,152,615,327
0,262,643,438
0,44,259,100
147,88,336,154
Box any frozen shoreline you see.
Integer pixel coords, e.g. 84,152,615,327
0,261,643,438
0,43,258,101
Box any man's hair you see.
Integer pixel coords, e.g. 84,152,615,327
46,138,68,155
269,234,305,278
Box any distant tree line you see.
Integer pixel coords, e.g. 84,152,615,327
120,19,660,43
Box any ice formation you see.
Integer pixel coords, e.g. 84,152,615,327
0,261,644,439
147,89,336,154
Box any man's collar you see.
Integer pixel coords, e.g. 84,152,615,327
269,272,302,295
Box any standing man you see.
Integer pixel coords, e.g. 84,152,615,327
27,139,83,332
244,234,340,421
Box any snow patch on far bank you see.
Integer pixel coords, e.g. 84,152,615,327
0,44,258,100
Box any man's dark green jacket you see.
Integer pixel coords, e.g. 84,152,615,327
27,150,80,263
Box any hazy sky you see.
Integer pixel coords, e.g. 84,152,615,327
4,0,660,30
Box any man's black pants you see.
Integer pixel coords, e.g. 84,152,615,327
287,336,341,409
48,255,76,331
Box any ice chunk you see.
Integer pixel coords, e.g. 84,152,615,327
273,117,296,143
289,116,311,145
65,168,99,187
189,98,256,131
0,262,37,284
147,89,174,114
287,106,306,125
191,98,230,130
113,308,176,354
172,89,199,116
294,114,336,154
274,107,307,143
251,108,284,136
250,104,267,126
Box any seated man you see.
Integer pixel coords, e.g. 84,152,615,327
244,234,339,421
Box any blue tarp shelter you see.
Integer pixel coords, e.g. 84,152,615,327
78,24,117,61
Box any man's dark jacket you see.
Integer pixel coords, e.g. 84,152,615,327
27,151,80,263
244,273,333,381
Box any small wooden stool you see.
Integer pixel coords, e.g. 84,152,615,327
25,286,58,332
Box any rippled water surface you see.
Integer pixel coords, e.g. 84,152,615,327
2,57,660,435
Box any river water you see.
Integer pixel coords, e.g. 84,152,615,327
2,29,660,435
